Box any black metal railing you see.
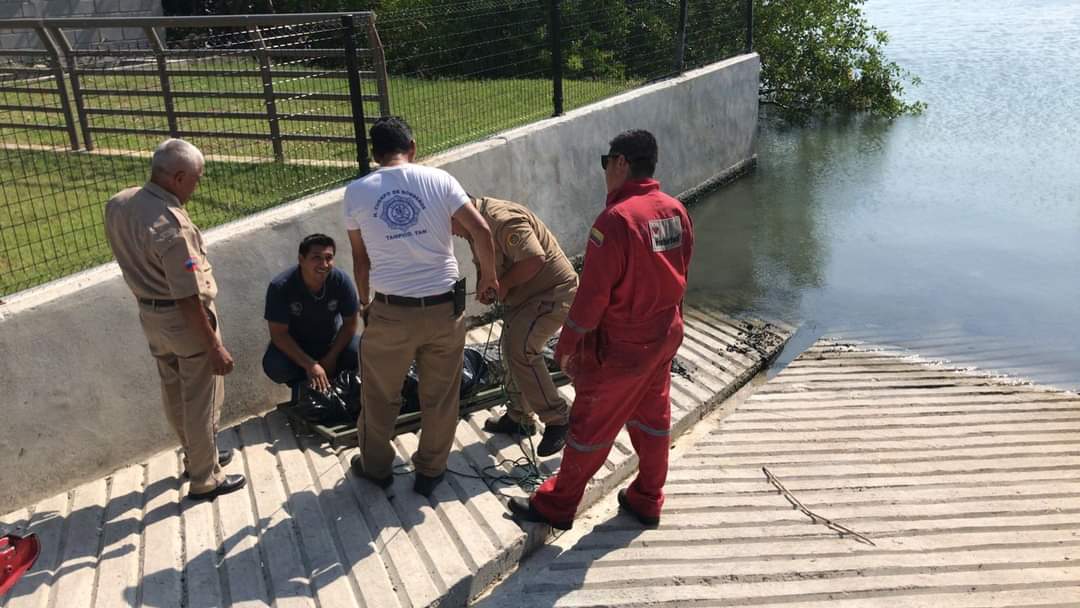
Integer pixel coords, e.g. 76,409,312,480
0,0,751,297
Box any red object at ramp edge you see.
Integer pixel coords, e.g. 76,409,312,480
0,534,40,596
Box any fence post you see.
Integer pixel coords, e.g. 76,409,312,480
547,0,563,116
342,15,371,175
34,27,79,150
674,0,689,73
247,26,284,162
745,0,754,53
144,27,178,138
365,15,391,117
48,27,93,151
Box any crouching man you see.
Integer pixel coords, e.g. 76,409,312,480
454,195,578,456
263,234,360,395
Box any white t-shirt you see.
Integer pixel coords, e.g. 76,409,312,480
343,164,469,298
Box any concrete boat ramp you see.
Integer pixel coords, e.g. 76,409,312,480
477,339,1080,607
0,306,790,608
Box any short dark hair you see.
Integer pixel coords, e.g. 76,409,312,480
608,129,658,178
299,233,335,257
370,116,414,157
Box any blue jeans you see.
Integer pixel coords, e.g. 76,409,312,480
262,335,360,389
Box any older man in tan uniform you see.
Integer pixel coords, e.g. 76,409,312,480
456,196,578,456
104,138,246,501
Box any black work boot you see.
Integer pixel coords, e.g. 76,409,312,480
536,423,569,457
617,489,660,527
350,454,393,489
508,497,573,530
483,414,537,437
413,471,445,497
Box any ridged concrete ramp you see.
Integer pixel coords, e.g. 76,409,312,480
477,339,1080,607
0,306,789,608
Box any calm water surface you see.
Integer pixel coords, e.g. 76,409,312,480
686,0,1080,388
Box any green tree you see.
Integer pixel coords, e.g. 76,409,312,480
185,0,923,122
754,0,925,122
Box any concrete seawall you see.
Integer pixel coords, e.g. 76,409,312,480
0,53,760,513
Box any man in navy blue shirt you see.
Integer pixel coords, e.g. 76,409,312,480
263,234,360,394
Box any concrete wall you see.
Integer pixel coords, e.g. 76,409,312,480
0,53,760,513
0,0,159,50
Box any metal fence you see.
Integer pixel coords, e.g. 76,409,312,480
0,13,386,294
0,0,751,297
0,14,388,158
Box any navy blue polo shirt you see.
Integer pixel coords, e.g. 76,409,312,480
264,266,359,358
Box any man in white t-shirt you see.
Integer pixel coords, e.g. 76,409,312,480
344,116,498,497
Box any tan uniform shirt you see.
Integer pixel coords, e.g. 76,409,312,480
104,182,218,302
477,197,578,308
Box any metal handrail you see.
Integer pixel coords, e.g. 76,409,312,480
0,13,387,164
0,13,374,29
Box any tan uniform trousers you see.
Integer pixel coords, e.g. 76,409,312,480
138,302,225,493
501,294,572,427
359,299,465,478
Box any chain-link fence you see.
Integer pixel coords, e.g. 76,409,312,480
0,0,750,297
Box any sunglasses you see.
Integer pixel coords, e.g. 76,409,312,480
600,153,621,170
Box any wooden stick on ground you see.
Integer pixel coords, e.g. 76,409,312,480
762,466,877,546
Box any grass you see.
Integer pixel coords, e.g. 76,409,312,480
0,150,352,290
0,60,634,295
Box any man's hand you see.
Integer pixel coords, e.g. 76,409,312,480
491,255,541,307
307,361,331,393
178,296,231,375
476,273,499,304
209,343,235,376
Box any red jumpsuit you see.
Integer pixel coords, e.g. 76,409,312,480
532,178,694,524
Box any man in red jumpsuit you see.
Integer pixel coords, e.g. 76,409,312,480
509,129,694,530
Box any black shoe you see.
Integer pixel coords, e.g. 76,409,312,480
483,414,537,437
536,424,568,457
413,471,445,497
617,489,660,527
188,474,246,501
350,454,393,489
182,450,234,480
508,497,572,530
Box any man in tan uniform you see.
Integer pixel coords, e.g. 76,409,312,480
454,196,578,456
104,138,246,501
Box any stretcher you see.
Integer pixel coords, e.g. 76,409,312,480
279,342,569,448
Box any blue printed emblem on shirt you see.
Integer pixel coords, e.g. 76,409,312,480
379,194,422,232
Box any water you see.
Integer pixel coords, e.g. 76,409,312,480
687,0,1080,389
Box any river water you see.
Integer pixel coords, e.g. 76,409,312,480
686,0,1080,389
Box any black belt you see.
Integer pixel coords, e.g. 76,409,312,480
374,290,454,307
138,297,176,308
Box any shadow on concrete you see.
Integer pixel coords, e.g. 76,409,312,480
473,510,648,608
0,471,178,606
1,406,515,608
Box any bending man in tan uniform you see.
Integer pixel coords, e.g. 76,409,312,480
104,138,246,501
454,196,578,456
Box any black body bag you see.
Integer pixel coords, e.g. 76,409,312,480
293,347,490,426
